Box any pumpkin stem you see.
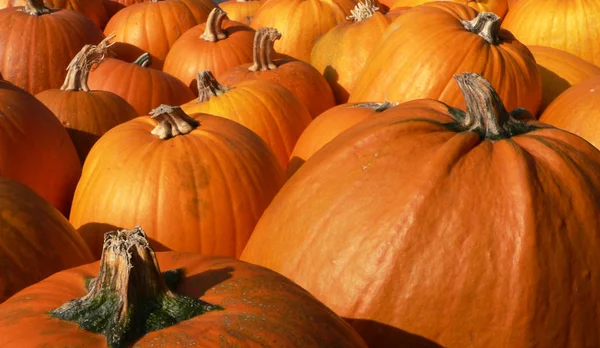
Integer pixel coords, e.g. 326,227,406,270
21,0,53,15
149,105,200,140
48,227,222,348
200,7,228,42
346,0,379,22
461,12,501,45
248,27,281,72
354,101,398,112
61,35,116,92
133,53,152,67
195,70,230,102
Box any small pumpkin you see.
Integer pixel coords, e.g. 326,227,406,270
36,36,138,163
218,0,261,24
163,7,255,93
219,27,336,118
0,0,109,28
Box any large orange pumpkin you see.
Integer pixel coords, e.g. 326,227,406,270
70,105,284,258
0,79,81,216
88,52,194,115
219,27,336,118
218,0,261,25
0,0,105,95
241,73,600,347
528,45,600,114
103,0,215,70
0,177,93,303
0,0,109,28
0,227,367,347
163,7,255,93
390,0,508,17
36,36,138,163
182,70,312,168
349,2,542,116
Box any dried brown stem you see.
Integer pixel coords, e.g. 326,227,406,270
22,0,52,15
195,70,230,103
61,35,116,92
346,0,379,22
150,105,200,139
461,12,501,45
200,7,228,42
248,27,281,72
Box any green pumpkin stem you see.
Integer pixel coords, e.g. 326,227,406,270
61,35,116,92
201,7,228,42
346,0,379,22
248,27,281,72
195,70,230,102
49,227,222,348
149,105,200,139
133,53,152,67
461,12,501,45
22,0,52,15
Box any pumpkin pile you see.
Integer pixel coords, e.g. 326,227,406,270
1,0,600,346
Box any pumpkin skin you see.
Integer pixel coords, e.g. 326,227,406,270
539,76,600,150
0,2,105,95
241,73,600,347
249,0,358,62
0,79,81,217
528,45,600,114
391,0,508,17
163,8,255,93
70,107,284,259
87,53,194,115
0,177,93,303
0,230,367,347
0,0,109,28
349,2,542,116
103,0,215,70
502,0,600,67
218,0,261,25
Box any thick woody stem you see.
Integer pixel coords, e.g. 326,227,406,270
61,35,116,92
195,70,230,103
200,7,228,42
461,12,502,45
248,28,281,72
149,105,200,140
346,0,379,22
133,53,152,67
22,0,52,15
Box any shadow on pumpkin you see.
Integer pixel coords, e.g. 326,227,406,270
285,156,305,179
344,318,443,348
323,65,348,104
178,266,235,297
78,222,172,260
536,64,571,114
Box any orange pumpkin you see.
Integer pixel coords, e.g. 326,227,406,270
349,3,542,116
36,36,138,163
241,73,600,347
0,0,105,95
249,0,358,62
528,45,600,114
310,0,398,104
391,0,508,17
287,101,396,177
103,0,215,70
182,70,312,168
163,7,255,93
0,227,367,347
88,52,194,115
0,79,81,216
0,0,109,28
0,177,93,303
70,105,283,258
219,28,336,118
218,0,261,24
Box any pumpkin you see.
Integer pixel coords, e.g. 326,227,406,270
163,7,255,94
539,75,600,150
0,0,105,95
349,3,542,116
241,73,600,347
528,45,600,114
390,0,508,17
0,227,367,347
87,51,194,115
249,0,358,62
0,177,93,303
0,0,109,28
0,79,81,216
70,105,283,258
36,36,138,163
287,101,396,177
219,27,336,118
218,0,261,25
103,0,215,70
310,0,399,104
182,70,312,168
502,0,600,67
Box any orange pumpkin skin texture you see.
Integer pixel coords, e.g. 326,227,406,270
349,3,542,116
182,71,312,168
87,53,194,115
218,0,262,24
70,106,284,259
249,0,358,62
0,177,93,303
528,45,600,114
0,80,81,217
103,0,214,70
241,73,600,347
0,1,105,95
219,28,336,118
0,0,109,28
163,8,255,93
502,0,600,67
0,228,367,347
391,0,508,17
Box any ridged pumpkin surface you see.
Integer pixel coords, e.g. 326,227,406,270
391,0,508,17
0,0,109,28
